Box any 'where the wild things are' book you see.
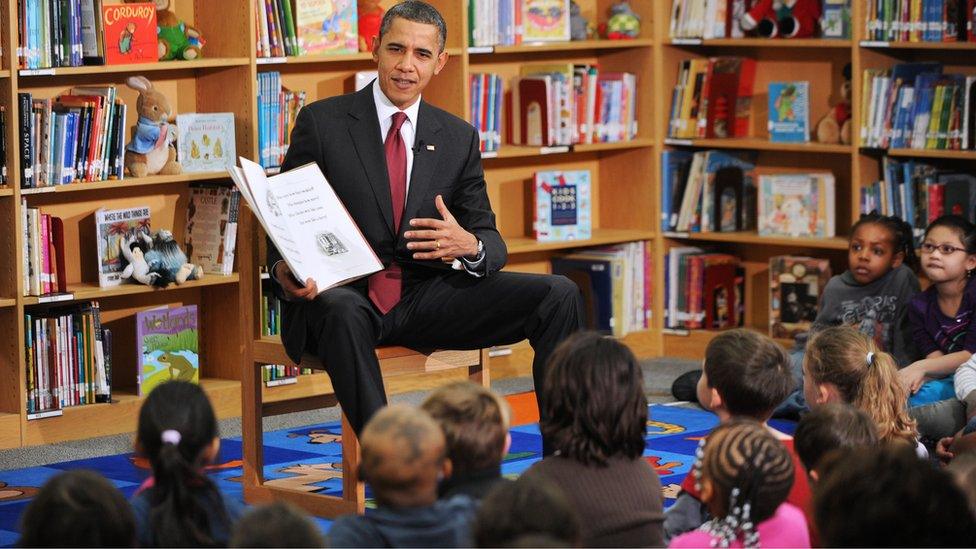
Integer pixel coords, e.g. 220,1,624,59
177,113,237,173
533,170,592,242
136,305,199,396
95,206,151,287
767,81,809,143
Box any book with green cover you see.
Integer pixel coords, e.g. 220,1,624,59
136,305,199,396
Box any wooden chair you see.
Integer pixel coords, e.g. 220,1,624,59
241,340,490,517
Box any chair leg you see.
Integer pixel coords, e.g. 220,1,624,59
242,363,265,496
341,412,366,514
469,348,491,388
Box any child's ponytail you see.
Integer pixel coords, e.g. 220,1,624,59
137,381,227,547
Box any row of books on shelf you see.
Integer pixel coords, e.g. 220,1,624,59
661,149,836,238
471,74,503,153
668,57,755,140
0,107,8,186
670,0,851,40
18,1,184,70
861,156,976,240
864,0,976,42
664,250,831,339
468,0,576,47
513,65,638,147
24,301,112,416
22,204,67,297
861,63,976,150
257,71,306,169
253,0,358,58
551,241,651,337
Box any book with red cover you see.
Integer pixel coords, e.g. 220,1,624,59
101,3,157,65
513,77,552,146
702,256,738,330
703,57,756,139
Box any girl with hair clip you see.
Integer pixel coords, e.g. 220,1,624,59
669,419,809,549
130,380,243,547
803,325,923,456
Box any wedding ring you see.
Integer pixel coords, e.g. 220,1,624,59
436,240,441,250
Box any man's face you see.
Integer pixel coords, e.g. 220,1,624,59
372,17,448,110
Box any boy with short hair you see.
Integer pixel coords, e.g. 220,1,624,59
326,405,477,548
421,381,514,501
794,403,879,482
666,329,808,542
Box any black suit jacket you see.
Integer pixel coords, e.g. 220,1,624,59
267,84,507,363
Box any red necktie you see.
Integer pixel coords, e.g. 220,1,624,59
368,111,408,314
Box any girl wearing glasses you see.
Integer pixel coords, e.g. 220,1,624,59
905,215,976,418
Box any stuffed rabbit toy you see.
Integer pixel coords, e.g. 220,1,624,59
124,75,182,178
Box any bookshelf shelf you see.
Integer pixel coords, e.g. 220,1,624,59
0,188,12,196
0,70,9,78
506,229,656,255
19,172,230,197
883,148,976,160
22,274,240,306
670,38,852,49
664,137,853,154
663,231,849,250
17,58,251,78
481,139,654,160
0,298,15,308
858,40,976,51
0,413,19,450
474,38,654,55
572,138,655,153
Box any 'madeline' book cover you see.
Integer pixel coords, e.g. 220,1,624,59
136,305,199,396
101,2,158,65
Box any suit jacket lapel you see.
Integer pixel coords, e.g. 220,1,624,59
402,101,443,234
347,86,395,236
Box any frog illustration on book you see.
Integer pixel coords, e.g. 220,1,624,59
159,352,197,382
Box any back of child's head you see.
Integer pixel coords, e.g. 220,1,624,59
473,474,581,547
420,381,511,474
851,211,919,271
694,419,794,547
948,453,976,519
136,380,225,547
815,444,976,546
18,469,136,547
360,404,447,507
925,214,976,253
229,501,323,548
542,331,647,466
794,403,879,475
805,325,917,444
702,328,793,420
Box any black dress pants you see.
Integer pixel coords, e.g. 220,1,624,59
301,270,584,448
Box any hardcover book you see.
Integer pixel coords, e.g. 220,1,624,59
100,2,157,65
136,305,199,396
522,0,570,42
176,113,237,173
551,256,613,334
533,170,592,242
185,183,240,276
95,206,151,287
758,173,835,238
293,0,358,56
769,256,832,339
767,82,810,143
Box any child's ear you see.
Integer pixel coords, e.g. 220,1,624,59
441,457,453,480
502,432,512,459
202,437,220,463
892,249,905,268
809,469,820,483
700,477,714,505
708,387,723,411
967,254,976,272
820,382,841,404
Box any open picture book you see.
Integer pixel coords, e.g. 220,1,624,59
228,157,382,293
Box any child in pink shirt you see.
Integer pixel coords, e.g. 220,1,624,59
669,419,810,549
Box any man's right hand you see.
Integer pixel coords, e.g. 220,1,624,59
275,262,318,301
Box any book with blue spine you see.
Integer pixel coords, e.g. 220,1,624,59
533,169,592,242
767,82,809,143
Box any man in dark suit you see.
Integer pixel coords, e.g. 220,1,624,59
268,1,583,444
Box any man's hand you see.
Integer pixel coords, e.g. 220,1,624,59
936,436,956,465
405,195,479,261
274,262,318,301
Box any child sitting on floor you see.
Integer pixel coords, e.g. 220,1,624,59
131,380,243,547
669,419,809,548
421,381,514,501
666,328,808,542
793,403,878,482
472,474,581,547
520,331,664,547
230,501,324,548
327,404,477,548
18,469,136,547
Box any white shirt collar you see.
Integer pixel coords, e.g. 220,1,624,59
372,80,420,130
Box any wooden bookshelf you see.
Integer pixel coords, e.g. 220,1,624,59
19,172,231,195
859,40,976,50
670,38,852,49
664,137,853,154
663,231,850,250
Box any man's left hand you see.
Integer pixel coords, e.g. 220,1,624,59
405,195,479,261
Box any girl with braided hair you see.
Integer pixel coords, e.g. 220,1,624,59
804,325,923,455
670,419,809,549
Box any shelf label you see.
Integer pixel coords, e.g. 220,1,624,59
266,377,298,387
27,409,64,420
663,231,691,238
664,138,693,146
860,40,890,48
21,186,57,195
662,328,691,336
480,151,499,159
539,146,570,155
468,46,494,54
256,56,287,64
671,38,703,45
265,167,281,175
20,68,56,76
260,272,271,280
36,293,75,304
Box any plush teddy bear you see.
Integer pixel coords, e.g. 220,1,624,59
740,0,821,38
124,0,204,60
815,63,853,145
143,230,203,288
124,75,182,178
358,0,384,52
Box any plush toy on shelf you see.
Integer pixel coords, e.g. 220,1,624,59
569,0,592,40
123,0,204,60
358,0,385,52
740,0,822,39
815,63,853,145
124,75,182,178
144,230,203,288
120,232,160,286
600,0,640,39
